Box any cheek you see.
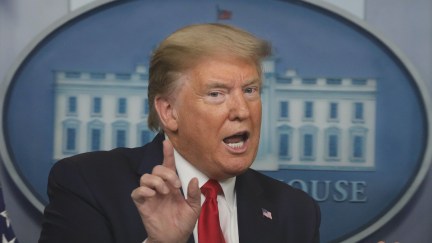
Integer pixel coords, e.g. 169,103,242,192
198,108,228,129
180,114,221,145
251,105,262,124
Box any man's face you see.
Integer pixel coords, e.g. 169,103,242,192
169,56,262,180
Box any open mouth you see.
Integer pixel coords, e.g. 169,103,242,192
223,132,250,149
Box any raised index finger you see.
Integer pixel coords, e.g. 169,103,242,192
159,139,181,189
162,139,176,171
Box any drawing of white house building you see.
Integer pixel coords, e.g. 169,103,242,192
52,64,155,161
253,58,377,171
53,58,377,171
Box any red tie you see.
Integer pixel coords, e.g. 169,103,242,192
198,179,226,243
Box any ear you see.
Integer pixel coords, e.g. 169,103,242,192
154,95,179,132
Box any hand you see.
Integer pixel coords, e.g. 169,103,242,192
131,140,201,243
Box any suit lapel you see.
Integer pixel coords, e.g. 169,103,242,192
236,170,280,242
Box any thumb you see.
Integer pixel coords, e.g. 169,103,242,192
186,178,201,213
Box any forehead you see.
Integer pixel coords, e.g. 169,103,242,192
187,56,260,81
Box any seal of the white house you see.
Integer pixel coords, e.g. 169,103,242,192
1,0,430,242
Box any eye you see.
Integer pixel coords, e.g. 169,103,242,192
244,86,258,94
244,87,254,94
209,91,220,97
205,90,225,104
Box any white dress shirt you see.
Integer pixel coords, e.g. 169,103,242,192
174,149,239,243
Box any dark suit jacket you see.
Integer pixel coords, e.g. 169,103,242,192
39,133,320,243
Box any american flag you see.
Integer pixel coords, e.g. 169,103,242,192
262,208,272,220
0,188,17,243
216,5,232,20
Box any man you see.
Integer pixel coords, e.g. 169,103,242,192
39,23,320,243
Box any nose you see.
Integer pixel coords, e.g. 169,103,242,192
228,92,250,121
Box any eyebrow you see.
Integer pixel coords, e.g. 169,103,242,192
205,78,262,89
205,81,229,89
244,78,262,87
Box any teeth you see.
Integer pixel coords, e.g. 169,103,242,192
227,141,244,149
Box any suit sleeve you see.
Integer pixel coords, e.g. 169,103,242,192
38,158,114,243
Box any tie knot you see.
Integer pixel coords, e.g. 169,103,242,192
201,179,223,199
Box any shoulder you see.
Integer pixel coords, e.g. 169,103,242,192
48,147,147,199
51,147,143,179
48,133,165,199
50,133,164,182
238,169,318,210
42,147,152,242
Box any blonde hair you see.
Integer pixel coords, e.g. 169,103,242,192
148,23,271,131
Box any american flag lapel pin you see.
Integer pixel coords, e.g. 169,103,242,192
261,208,273,220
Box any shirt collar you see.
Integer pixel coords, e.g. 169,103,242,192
174,149,236,206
